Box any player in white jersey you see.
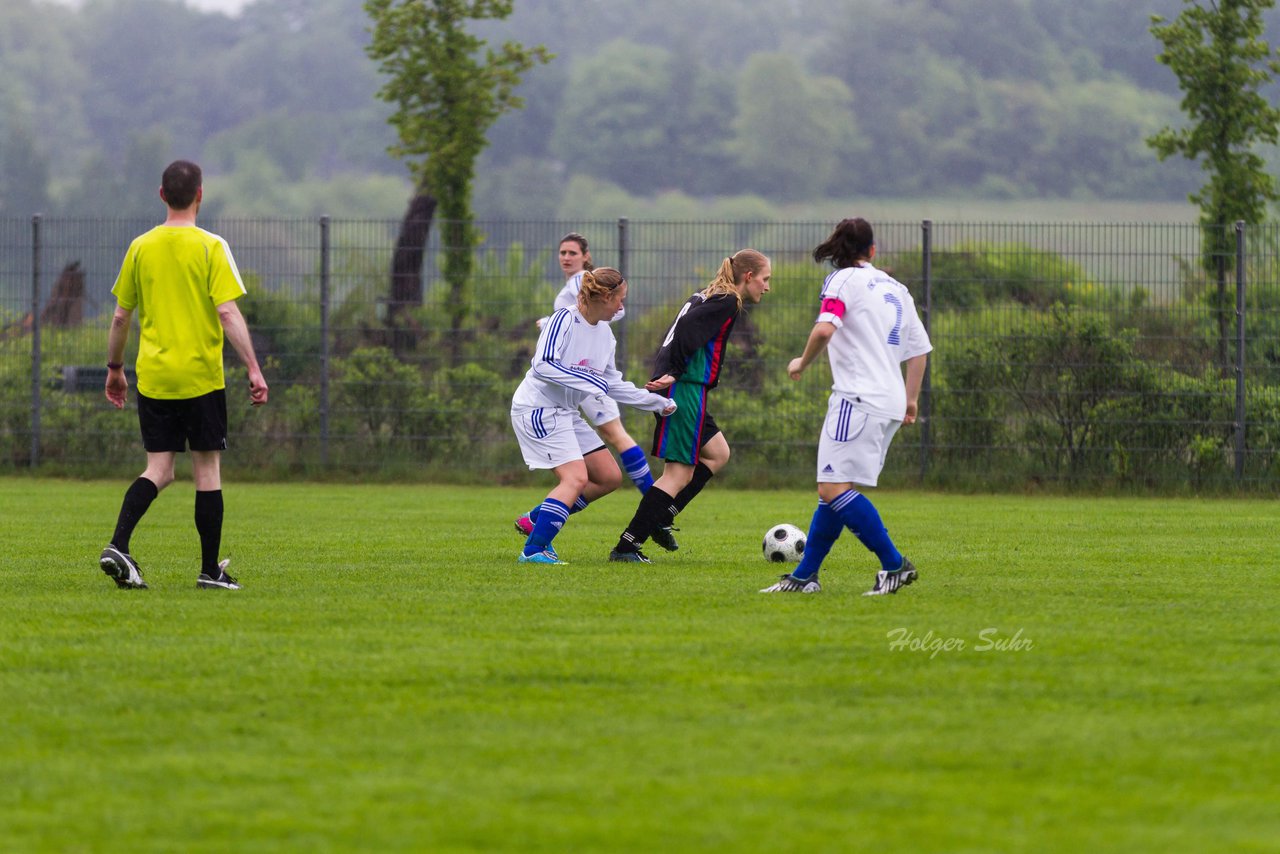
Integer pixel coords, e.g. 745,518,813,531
761,218,932,596
511,267,676,565
519,233,671,545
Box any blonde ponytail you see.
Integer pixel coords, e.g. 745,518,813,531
701,249,768,308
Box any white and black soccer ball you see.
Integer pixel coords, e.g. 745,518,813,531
762,523,806,563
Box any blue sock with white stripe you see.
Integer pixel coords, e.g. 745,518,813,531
528,495,587,524
524,498,570,556
790,500,842,581
619,445,654,493
829,489,903,572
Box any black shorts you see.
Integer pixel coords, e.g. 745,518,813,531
137,389,228,453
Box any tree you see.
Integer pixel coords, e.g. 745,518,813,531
550,41,683,195
731,53,863,201
1148,0,1280,370
0,103,50,217
364,0,550,361
78,0,237,157
0,2,90,175
76,131,172,219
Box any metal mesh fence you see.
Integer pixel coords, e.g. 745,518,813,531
2,216,1277,490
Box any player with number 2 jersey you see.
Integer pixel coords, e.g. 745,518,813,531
818,260,931,419
761,218,931,597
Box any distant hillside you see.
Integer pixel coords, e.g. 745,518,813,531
3,0,1274,220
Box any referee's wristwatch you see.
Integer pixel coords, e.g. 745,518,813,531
106,362,123,370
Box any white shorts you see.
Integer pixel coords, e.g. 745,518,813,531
816,394,901,487
512,405,607,470
580,394,621,427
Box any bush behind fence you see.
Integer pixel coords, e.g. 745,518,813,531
3,217,1278,491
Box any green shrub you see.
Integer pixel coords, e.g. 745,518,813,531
333,346,432,444
931,337,1010,460
893,242,1094,311
421,362,512,459
237,283,321,382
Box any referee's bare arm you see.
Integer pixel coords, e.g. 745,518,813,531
216,299,269,406
104,305,133,409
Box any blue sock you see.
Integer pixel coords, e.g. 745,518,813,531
619,445,654,493
529,495,587,523
828,489,903,572
790,500,843,581
524,498,570,556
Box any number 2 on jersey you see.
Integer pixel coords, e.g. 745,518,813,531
883,292,903,345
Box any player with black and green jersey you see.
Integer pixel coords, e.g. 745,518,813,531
609,250,772,563
649,288,739,465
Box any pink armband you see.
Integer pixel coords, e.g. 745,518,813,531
819,297,846,319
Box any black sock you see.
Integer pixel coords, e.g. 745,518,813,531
111,477,159,554
673,463,714,514
615,486,676,552
195,490,224,576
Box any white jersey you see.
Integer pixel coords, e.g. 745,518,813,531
512,306,668,414
553,271,625,321
816,262,932,419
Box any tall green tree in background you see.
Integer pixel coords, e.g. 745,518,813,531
1148,0,1280,370
364,0,550,362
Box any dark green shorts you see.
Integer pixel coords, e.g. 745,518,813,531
652,381,719,465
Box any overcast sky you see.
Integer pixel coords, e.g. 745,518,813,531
176,0,249,12
49,0,251,14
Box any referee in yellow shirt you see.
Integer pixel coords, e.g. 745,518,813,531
99,160,269,591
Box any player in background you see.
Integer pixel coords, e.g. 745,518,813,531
100,160,269,591
608,250,771,563
761,218,931,595
516,232,670,544
511,267,677,564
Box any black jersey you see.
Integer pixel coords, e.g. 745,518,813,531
651,292,741,389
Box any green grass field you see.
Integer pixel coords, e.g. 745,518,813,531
1,478,1275,852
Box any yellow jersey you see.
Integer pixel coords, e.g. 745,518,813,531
111,225,247,399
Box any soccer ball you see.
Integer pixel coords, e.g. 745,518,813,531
762,523,806,563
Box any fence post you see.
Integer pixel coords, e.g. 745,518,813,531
919,219,933,481
319,215,331,467
617,217,629,370
30,214,41,469
1233,220,1246,481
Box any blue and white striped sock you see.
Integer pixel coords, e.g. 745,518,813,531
528,494,588,524
829,489,902,572
524,498,570,556
619,445,654,493
790,500,843,581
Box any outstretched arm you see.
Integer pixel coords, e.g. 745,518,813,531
216,299,269,406
786,321,836,380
